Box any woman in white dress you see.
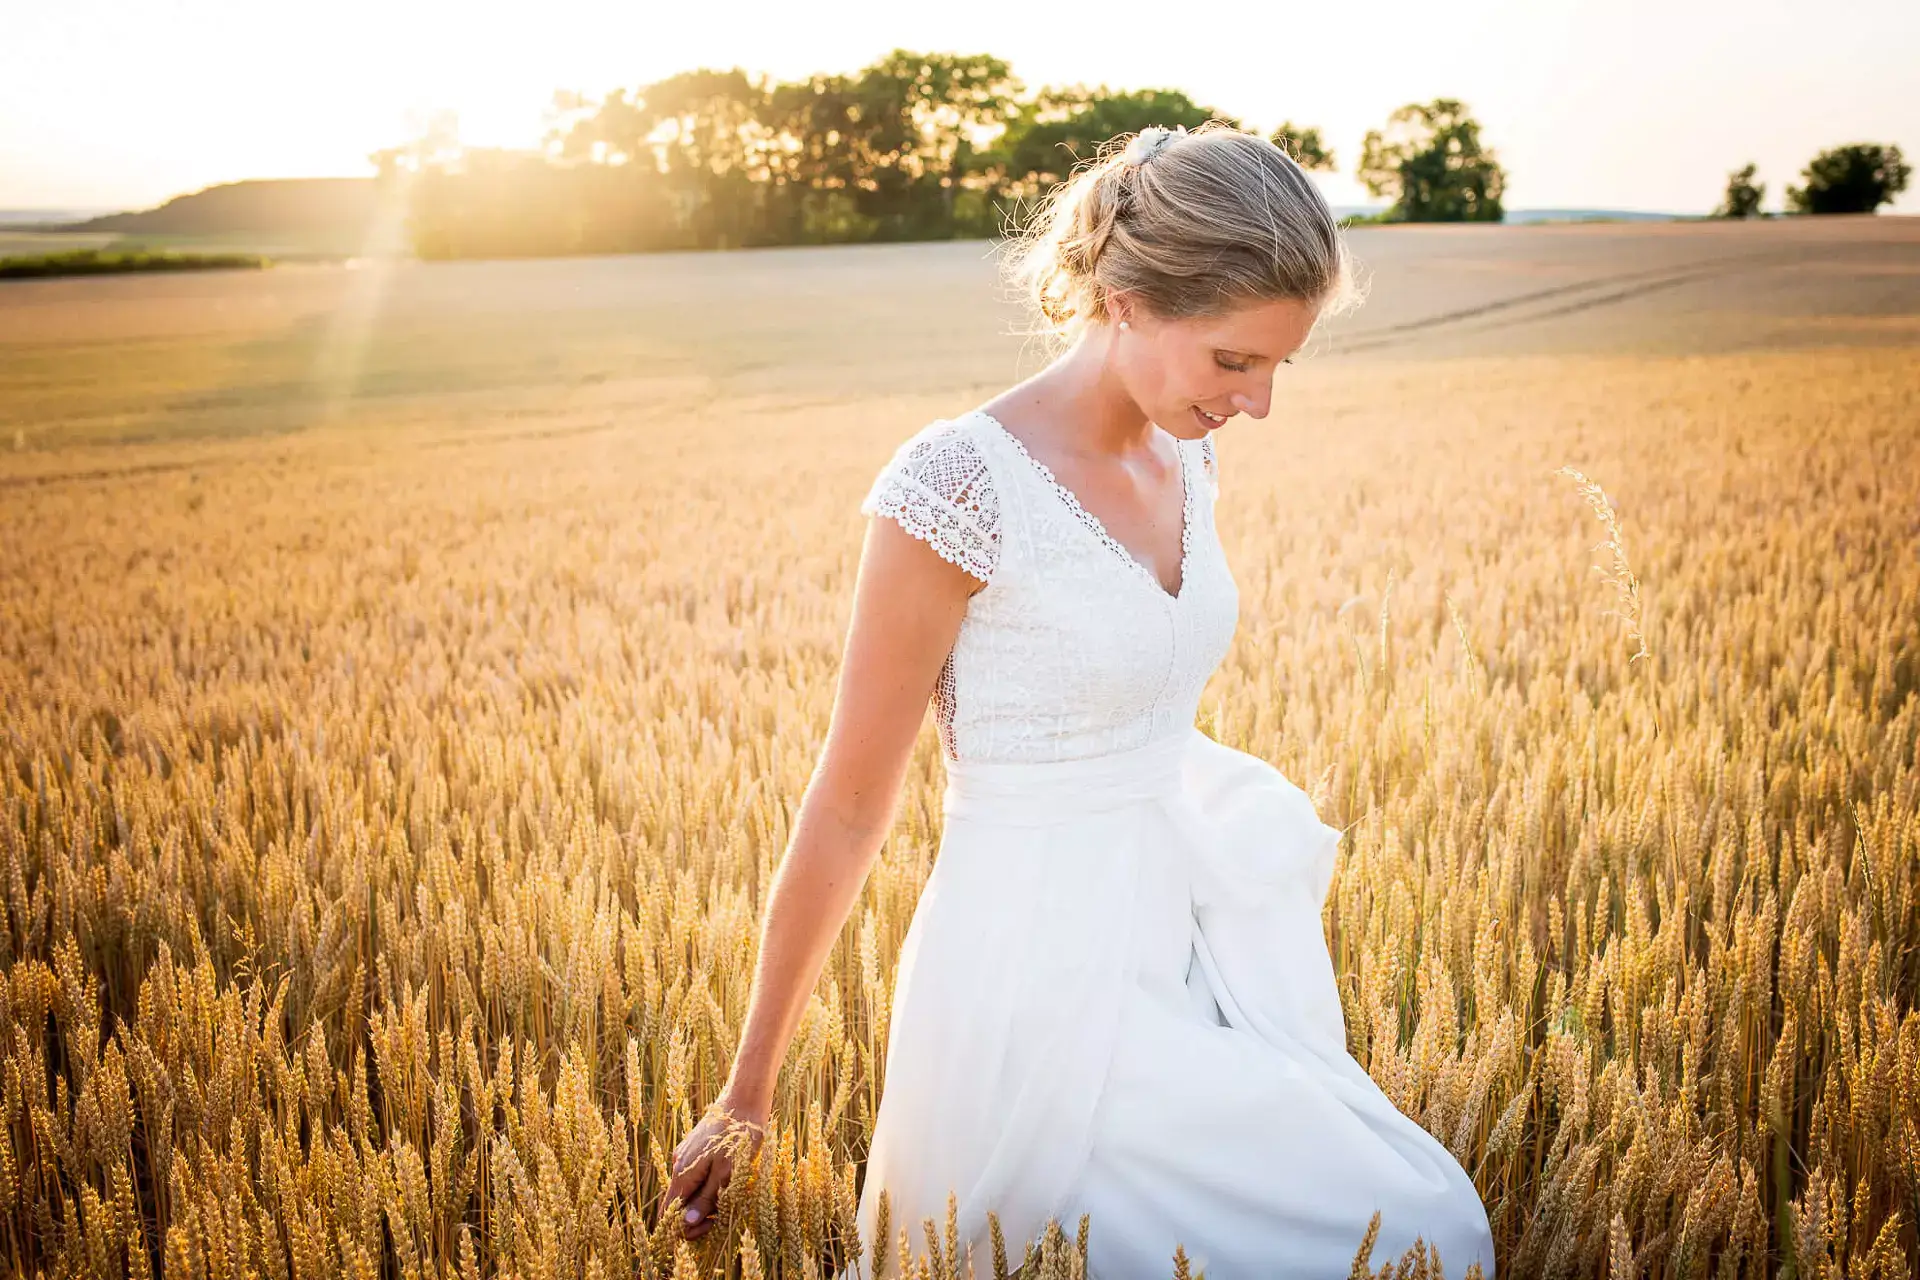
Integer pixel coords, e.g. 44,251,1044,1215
664,121,1497,1279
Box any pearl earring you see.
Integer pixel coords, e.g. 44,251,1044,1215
1119,320,1130,331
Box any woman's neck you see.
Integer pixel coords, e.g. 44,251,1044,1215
1003,323,1157,460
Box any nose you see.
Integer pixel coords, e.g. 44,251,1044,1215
1229,384,1271,420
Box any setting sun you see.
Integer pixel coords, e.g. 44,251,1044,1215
5,0,1917,215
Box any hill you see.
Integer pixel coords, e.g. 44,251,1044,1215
65,177,375,234
57,178,387,256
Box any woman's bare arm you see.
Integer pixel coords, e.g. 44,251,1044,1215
663,512,981,1237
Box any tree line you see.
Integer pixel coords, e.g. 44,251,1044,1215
370,49,1907,259
371,51,1509,259
1715,145,1910,218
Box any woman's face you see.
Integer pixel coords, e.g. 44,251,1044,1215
1108,293,1324,441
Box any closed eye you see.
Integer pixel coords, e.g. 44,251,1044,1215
1216,355,1296,371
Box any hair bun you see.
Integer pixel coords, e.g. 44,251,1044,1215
1122,125,1185,167
1004,120,1354,348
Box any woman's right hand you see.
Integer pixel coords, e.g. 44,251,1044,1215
663,1098,771,1241
654,511,973,1242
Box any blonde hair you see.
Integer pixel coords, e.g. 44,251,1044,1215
1003,120,1359,347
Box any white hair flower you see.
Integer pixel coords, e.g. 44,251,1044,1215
1123,125,1185,167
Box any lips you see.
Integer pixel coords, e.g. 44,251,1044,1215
1191,406,1228,431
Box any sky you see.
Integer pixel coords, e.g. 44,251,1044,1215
3,0,1916,216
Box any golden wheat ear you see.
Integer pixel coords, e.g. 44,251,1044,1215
1346,1210,1383,1278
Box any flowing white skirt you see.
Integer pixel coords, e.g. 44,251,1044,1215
845,727,1496,1280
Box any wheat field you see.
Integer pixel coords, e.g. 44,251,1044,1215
1,217,1917,1279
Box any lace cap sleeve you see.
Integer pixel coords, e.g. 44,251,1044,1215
861,418,1001,583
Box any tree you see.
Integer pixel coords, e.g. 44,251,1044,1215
1269,122,1334,172
545,69,774,249
989,86,1227,197
368,110,462,179
533,49,1026,249
1715,163,1764,218
1357,99,1505,222
1785,143,1910,214
842,50,1023,238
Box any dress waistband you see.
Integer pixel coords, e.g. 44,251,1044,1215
940,725,1344,911
941,729,1198,826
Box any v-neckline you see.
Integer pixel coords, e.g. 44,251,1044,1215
975,409,1194,602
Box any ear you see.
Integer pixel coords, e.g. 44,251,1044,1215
1103,289,1134,329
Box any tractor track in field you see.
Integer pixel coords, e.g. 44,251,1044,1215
1331,247,1804,355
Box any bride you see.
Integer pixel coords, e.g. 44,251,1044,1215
663,121,1498,1279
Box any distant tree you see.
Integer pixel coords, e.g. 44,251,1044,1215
752,50,1023,241
1715,163,1765,218
989,86,1228,197
1269,122,1335,172
546,68,773,249
1357,99,1505,222
843,50,1023,238
535,49,1024,250
368,110,462,179
757,72,877,240
1785,143,1910,214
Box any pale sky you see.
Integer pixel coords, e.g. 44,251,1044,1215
3,0,1915,215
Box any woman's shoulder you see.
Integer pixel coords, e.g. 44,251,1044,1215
861,410,1003,583
869,411,1002,493
886,409,995,460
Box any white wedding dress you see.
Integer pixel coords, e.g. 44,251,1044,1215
847,408,1496,1280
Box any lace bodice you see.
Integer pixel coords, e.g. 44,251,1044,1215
861,410,1239,763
